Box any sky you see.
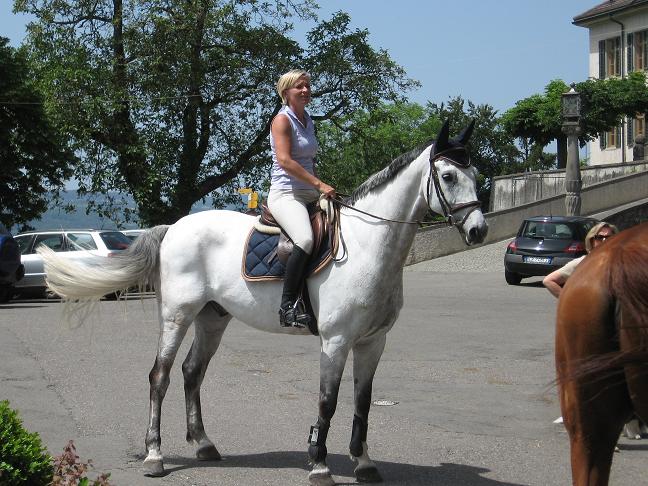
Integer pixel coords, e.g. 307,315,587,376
1,0,598,113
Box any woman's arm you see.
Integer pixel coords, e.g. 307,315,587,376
272,115,335,196
543,269,567,298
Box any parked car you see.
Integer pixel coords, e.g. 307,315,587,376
503,216,599,285
13,229,132,297
0,224,24,302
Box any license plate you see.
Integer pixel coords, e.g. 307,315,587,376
524,256,552,264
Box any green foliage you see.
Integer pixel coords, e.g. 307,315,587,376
16,0,417,225
0,37,74,230
317,102,441,194
317,97,532,211
501,73,648,168
0,400,53,486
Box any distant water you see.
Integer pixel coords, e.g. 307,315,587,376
23,191,244,232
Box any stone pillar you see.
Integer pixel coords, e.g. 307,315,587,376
562,124,582,216
633,135,645,161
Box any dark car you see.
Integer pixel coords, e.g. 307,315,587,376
503,216,599,285
0,224,25,302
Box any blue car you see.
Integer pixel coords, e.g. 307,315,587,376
0,224,25,302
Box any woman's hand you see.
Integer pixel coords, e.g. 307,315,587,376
317,181,336,198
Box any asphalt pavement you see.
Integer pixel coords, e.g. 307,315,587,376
1,239,647,485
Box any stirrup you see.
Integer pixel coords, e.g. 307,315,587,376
279,300,312,329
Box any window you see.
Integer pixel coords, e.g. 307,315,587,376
600,125,622,150
627,114,645,146
14,235,34,255
599,37,621,78
34,233,64,252
628,30,648,72
67,232,97,251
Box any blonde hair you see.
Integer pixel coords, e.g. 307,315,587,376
276,69,310,105
585,221,619,252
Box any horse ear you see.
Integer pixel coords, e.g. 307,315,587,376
435,119,451,152
454,119,475,146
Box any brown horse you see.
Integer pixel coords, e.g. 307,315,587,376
556,221,648,486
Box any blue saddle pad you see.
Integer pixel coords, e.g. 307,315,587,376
242,228,333,281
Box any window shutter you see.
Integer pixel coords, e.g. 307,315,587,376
615,37,621,75
628,117,634,146
644,31,648,70
599,40,606,78
600,132,607,150
628,33,634,72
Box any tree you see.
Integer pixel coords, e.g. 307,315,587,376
15,0,417,225
426,97,521,209
0,36,73,230
316,102,442,194
500,79,568,168
501,72,648,168
317,97,523,211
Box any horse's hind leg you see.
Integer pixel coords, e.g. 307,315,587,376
182,302,231,461
143,302,196,476
349,335,386,483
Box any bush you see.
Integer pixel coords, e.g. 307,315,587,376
0,400,53,486
51,441,111,486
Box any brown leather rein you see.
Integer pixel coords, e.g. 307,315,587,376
330,148,482,229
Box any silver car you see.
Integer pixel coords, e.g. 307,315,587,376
14,229,131,296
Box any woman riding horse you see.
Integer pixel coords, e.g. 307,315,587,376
269,69,336,329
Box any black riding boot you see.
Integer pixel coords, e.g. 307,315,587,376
279,246,313,328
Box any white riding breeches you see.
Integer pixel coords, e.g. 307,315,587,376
267,188,319,255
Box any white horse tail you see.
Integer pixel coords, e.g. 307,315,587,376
39,225,170,301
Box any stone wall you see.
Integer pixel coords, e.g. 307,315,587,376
489,161,648,212
406,170,648,265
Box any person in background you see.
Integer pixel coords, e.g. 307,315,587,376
268,69,335,328
543,221,619,298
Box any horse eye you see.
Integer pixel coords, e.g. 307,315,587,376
442,173,454,182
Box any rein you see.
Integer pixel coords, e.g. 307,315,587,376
330,148,482,229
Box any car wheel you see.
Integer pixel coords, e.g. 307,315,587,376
505,270,522,285
0,285,15,303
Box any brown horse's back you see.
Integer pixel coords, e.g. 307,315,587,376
608,222,648,421
556,222,648,485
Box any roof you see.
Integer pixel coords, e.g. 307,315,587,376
525,216,600,223
573,0,648,25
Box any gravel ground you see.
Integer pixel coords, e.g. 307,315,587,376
405,237,513,273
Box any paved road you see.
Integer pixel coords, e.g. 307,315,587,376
1,240,646,485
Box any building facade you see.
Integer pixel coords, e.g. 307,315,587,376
574,0,648,165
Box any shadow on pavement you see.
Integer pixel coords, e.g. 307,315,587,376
159,451,524,485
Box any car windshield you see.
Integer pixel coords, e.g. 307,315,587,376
522,221,576,239
99,231,131,250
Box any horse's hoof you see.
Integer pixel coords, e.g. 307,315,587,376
143,457,165,477
355,465,383,483
309,466,335,486
197,444,222,461
308,473,335,486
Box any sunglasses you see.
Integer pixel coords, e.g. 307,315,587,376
593,234,610,241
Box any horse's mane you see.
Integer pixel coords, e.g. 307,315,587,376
345,140,433,205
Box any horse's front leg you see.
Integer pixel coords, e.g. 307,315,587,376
350,334,386,483
308,343,350,486
144,317,190,476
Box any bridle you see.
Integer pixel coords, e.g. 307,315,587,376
331,146,482,229
426,147,482,229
